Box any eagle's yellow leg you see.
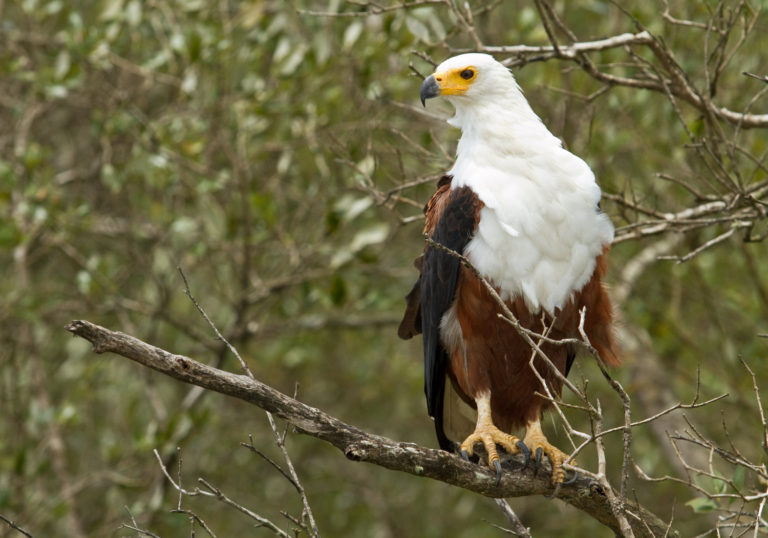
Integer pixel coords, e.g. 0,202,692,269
522,418,572,485
459,393,523,480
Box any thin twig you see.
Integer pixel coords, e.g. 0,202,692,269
0,514,34,538
265,412,320,537
150,448,291,537
177,267,255,379
171,509,217,538
492,498,532,537
176,269,318,535
738,357,768,458
120,507,161,538
241,435,297,488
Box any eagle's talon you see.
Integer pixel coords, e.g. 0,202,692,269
516,440,531,470
562,469,580,486
458,397,522,481
460,449,470,461
533,447,543,476
522,421,570,485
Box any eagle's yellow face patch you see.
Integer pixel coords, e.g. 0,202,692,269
433,66,478,96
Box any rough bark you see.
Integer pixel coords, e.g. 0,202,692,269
65,319,675,537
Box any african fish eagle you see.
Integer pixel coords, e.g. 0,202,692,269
399,53,620,485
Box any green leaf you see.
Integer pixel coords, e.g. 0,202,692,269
125,0,142,26
100,0,125,20
342,21,363,50
685,497,719,513
405,17,430,43
333,194,373,223
330,223,390,268
348,223,389,252
732,466,746,491
329,274,347,306
54,51,71,80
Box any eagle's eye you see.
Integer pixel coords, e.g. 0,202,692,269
460,69,474,80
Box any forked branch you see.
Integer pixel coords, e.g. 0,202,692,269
65,319,671,537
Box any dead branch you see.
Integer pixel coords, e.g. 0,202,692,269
152,449,291,537
0,514,33,538
492,498,532,537
65,319,673,537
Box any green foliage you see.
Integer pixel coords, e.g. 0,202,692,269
1,0,767,536
686,497,719,513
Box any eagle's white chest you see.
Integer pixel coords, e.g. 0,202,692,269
451,146,613,313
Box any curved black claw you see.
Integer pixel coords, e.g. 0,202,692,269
460,450,470,461
562,469,580,486
493,459,502,486
516,440,531,470
544,469,578,499
533,447,543,477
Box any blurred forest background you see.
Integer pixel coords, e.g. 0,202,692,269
2,0,768,536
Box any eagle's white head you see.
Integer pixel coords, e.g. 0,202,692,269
420,53,518,105
420,53,548,140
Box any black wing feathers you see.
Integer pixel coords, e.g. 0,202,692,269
565,346,577,377
397,257,424,340
421,187,481,450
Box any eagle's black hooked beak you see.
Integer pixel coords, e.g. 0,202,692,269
420,75,440,106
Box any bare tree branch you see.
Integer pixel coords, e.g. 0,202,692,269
65,319,672,537
151,449,291,538
0,514,33,538
490,30,653,58
178,268,320,537
492,498,532,537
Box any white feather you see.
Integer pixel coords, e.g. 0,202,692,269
436,53,614,313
